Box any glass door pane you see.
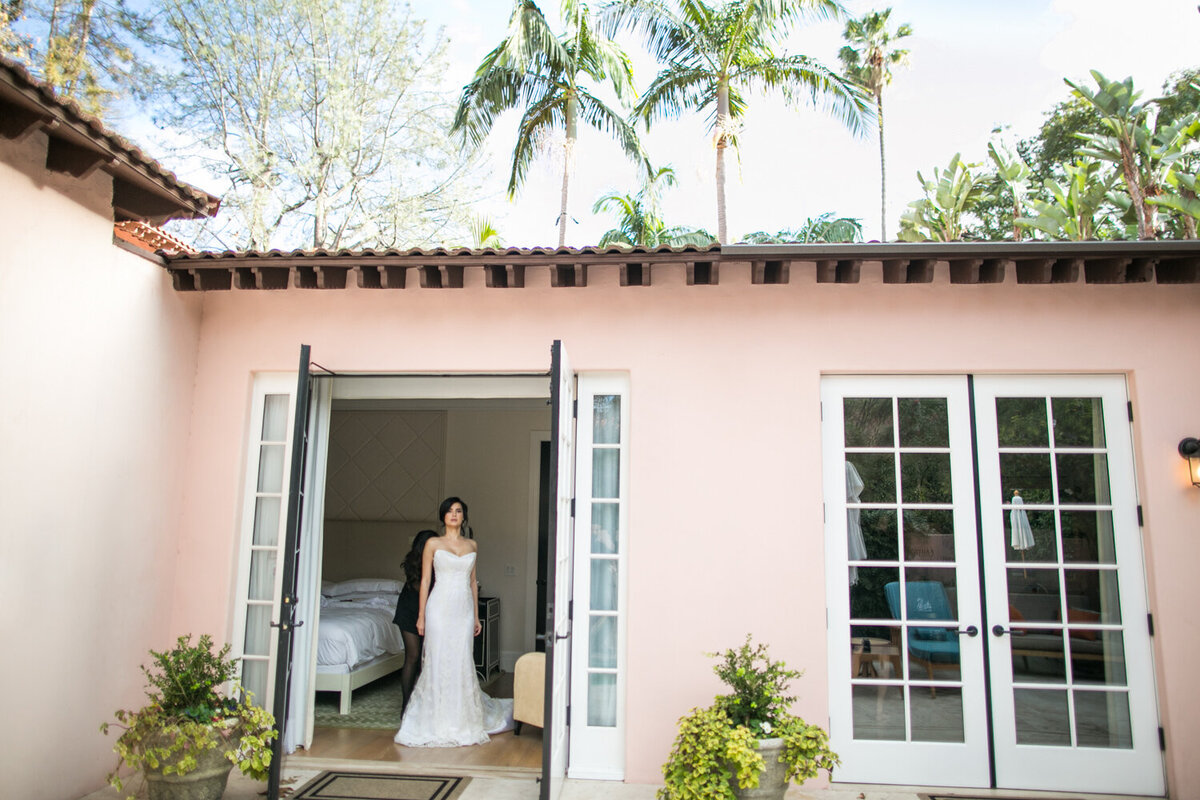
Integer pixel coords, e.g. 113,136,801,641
824,376,989,788
976,376,1163,797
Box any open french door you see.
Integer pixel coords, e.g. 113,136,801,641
542,340,577,800
266,345,312,800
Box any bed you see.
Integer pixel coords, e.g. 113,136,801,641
314,578,406,714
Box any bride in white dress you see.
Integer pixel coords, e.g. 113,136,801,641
395,497,513,747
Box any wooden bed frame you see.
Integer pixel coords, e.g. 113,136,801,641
315,651,406,714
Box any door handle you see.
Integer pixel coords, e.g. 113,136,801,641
992,625,1025,637
956,625,979,637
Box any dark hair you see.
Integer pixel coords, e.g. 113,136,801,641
403,529,438,589
438,496,468,527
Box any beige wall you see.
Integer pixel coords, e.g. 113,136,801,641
445,407,549,667
167,263,1200,794
0,133,202,800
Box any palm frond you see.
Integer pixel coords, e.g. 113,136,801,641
576,88,652,176
507,92,567,196
634,65,717,127
741,53,871,137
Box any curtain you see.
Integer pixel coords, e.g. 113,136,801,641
284,378,332,753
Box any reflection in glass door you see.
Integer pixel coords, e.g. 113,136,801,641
825,375,1163,796
976,377,1163,796
823,377,989,788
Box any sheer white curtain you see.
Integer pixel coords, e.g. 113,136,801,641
284,378,332,753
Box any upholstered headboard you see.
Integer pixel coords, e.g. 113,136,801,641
321,520,437,583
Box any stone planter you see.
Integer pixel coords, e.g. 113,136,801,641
143,729,235,800
731,737,788,800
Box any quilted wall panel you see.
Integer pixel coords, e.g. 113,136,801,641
323,410,446,521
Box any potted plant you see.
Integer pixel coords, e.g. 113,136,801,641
659,635,839,800
101,634,276,800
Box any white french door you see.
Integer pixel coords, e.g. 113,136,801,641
823,376,989,787
542,340,577,800
823,375,1163,795
568,374,630,779
974,376,1162,796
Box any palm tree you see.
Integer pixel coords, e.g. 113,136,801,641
838,7,911,241
604,0,870,244
452,0,649,247
592,166,715,246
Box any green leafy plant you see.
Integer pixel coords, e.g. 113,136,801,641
101,634,276,799
658,635,839,800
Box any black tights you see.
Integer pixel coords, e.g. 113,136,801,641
400,631,423,711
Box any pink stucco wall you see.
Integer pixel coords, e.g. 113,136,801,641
0,133,202,800
170,262,1200,795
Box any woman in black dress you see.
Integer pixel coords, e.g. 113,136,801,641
394,529,438,713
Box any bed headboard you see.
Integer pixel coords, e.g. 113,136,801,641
321,520,437,583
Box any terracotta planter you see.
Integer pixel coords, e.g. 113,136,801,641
731,737,787,800
142,730,235,800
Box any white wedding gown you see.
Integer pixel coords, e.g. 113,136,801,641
394,550,514,747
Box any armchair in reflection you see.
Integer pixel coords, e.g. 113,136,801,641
885,581,960,697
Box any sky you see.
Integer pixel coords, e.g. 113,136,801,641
401,0,1200,246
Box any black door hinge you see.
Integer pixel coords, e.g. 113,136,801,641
1137,505,1144,526
1159,726,1166,751
1148,613,1155,636
573,398,578,418
1128,401,1134,422
570,497,575,517
566,705,571,728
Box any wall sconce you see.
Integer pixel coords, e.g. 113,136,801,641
1180,438,1200,487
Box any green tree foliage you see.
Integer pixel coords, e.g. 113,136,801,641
603,0,870,244
741,212,863,243
453,0,648,247
986,142,1032,241
1016,159,1116,241
470,216,505,249
924,71,1199,241
592,166,715,247
898,153,991,241
1066,70,1199,239
838,7,911,241
3,0,149,114
153,0,480,250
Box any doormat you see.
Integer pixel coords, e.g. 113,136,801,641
292,770,471,800
922,796,1085,800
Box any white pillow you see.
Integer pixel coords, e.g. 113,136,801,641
324,577,402,597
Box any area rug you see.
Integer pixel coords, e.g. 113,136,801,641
292,770,471,800
312,672,404,730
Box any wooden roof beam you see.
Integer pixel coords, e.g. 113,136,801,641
45,137,116,180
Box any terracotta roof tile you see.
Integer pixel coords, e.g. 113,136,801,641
0,55,219,221
113,221,197,254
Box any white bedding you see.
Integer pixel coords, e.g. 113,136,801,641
317,594,404,672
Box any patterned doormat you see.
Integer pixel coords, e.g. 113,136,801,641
292,770,470,800
922,796,1086,800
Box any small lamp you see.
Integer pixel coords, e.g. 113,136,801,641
1179,438,1200,487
